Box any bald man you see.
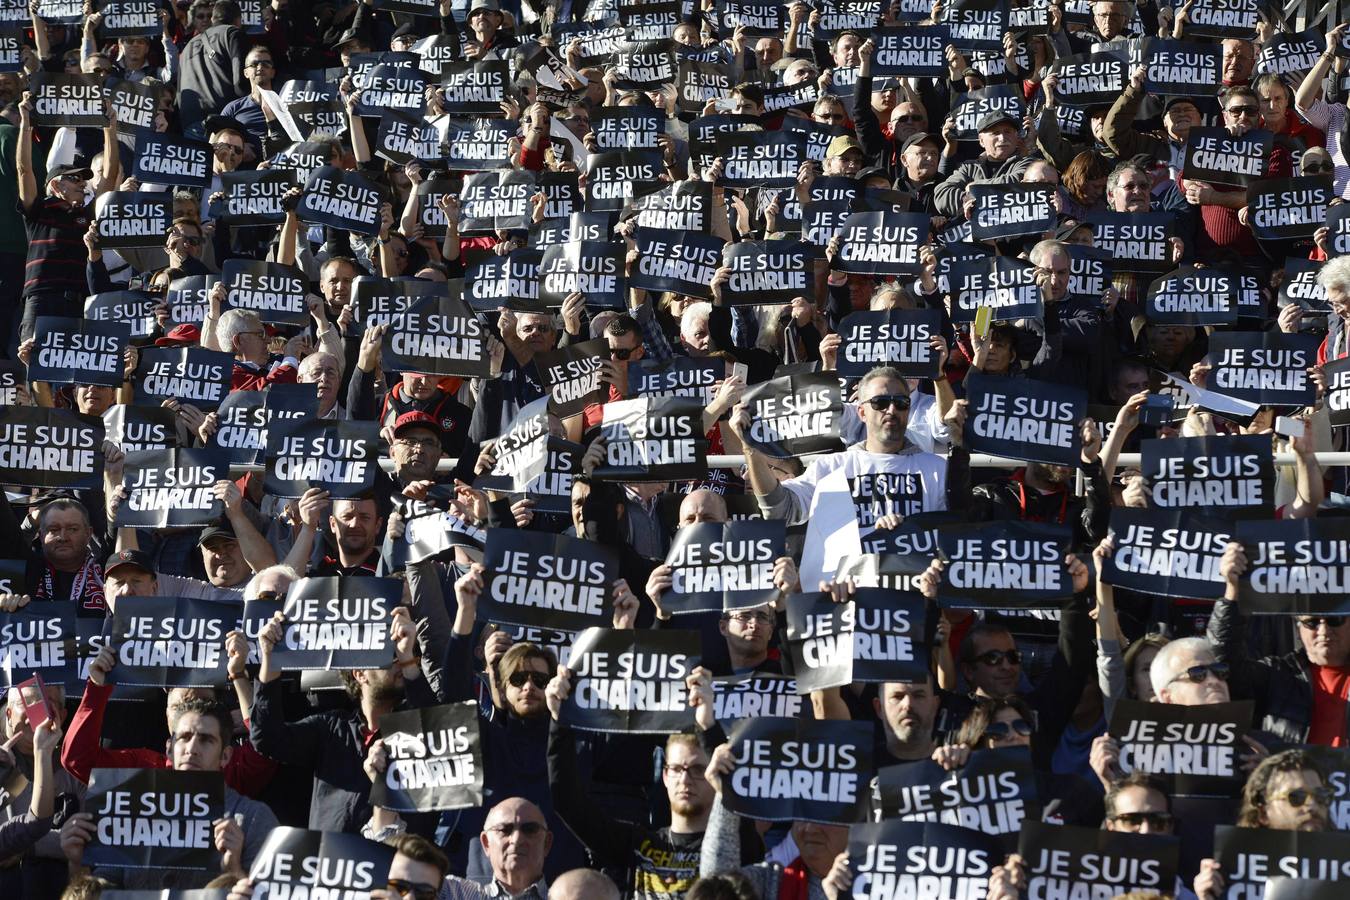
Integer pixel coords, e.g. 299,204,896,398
678,489,728,526
441,797,553,898
548,868,621,900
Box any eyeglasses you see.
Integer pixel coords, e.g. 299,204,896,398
213,143,244,155
246,60,274,69
1110,811,1174,829
90,66,114,76
973,649,1022,667
865,394,911,412
59,174,86,183
663,763,707,780
1274,787,1332,808
983,719,1033,739
394,436,440,450
1225,105,1259,118
1166,662,1230,686
171,233,204,246
1304,161,1336,174
727,610,773,625
387,879,439,900
610,346,636,360
893,114,924,124
486,821,548,838
507,670,549,689
1298,616,1346,629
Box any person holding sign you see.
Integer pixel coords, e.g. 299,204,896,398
933,112,1036,218
0,708,62,863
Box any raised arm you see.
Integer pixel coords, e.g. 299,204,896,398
1296,24,1346,114
16,92,37,213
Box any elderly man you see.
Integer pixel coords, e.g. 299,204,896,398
934,112,1035,218
298,351,345,419
208,307,302,391
549,869,620,900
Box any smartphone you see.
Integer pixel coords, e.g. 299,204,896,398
732,362,748,383
1275,416,1305,438
16,673,52,730
973,306,992,339
1138,394,1174,427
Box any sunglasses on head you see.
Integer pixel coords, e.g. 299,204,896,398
1298,616,1346,629
507,670,549,689
865,394,911,412
1275,787,1332,808
983,719,1033,739
1110,811,1174,829
973,648,1021,666
1168,661,1229,685
387,879,439,900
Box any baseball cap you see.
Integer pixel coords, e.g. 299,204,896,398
155,323,201,347
900,132,943,154
825,134,863,160
46,164,94,183
198,522,238,547
977,111,1018,133
393,411,443,438
392,22,420,39
104,549,155,578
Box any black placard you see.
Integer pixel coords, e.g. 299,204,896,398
103,404,176,454
354,64,425,118
115,448,225,528
1214,826,1350,897
1255,27,1322,78
0,30,24,74
937,520,1073,608
849,820,1004,900
248,828,395,896
460,170,534,233
539,240,627,309
783,117,848,164
352,276,437,328
95,192,172,250
593,396,708,482
296,165,386,237
133,134,212,189
836,308,942,379
1143,434,1273,517
561,627,700,733
689,112,761,173
107,78,156,132
252,576,396,670
663,519,786,614
969,183,1055,241
132,346,233,411
0,406,103,490
105,595,235,686
552,21,627,66
761,80,820,114
371,703,483,812
375,113,442,167
1279,257,1328,313
1236,518,1350,615
263,419,379,499
949,255,1042,322
628,180,712,233
951,84,1025,140
1101,507,1232,599
31,73,103,127
1019,822,1180,899
465,248,544,312
29,316,128,387
964,372,1086,466
1065,244,1113,302
438,61,508,115
0,600,75,689
1084,210,1175,274
1326,204,1350,259
221,259,308,326
676,57,733,115
630,357,722,406
270,139,336,183
84,291,157,344
1109,699,1253,796
785,588,929,692
219,169,299,227
715,132,808,189
1208,331,1319,407
718,0,784,36
592,107,664,152
718,239,810,305
724,717,872,824
1325,356,1350,426
835,210,929,275
870,25,948,76
382,293,489,379
874,746,1039,842
631,227,723,299
1246,175,1331,241
1183,127,1273,189
166,274,215,327
479,529,619,631
741,371,845,459
944,0,1008,52
1141,38,1223,96
208,384,316,466
713,673,803,720
586,150,664,213
615,39,678,89
84,768,224,870
1184,0,1258,38
1047,52,1128,107
1144,266,1239,325
536,338,608,419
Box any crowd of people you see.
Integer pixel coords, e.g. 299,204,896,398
0,0,1348,898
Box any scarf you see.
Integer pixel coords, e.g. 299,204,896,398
777,857,812,900
37,554,105,613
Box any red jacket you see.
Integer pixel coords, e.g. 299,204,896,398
231,358,298,392
61,680,278,798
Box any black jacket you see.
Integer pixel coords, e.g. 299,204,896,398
1208,599,1323,745
179,24,248,127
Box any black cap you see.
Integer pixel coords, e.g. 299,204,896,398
977,111,1018,133
900,131,943,154
197,521,238,547
334,26,365,48
46,163,94,183
204,115,250,140
1164,96,1199,114
1053,219,1086,241
392,22,420,39
858,166,891,184
104,549,155,578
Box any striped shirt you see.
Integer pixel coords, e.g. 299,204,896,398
1301,99,1350,199
439,876,548,899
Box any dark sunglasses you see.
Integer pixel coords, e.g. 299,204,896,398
1276,787,1332,808
1304,161,1335,174
610,347,635,360
983,719,1033,739
1225,105,1259,117
387,879,439,900
507,670,549,689
865,394,911,412
254,589,280,603
1110,811,1174,829
212,143,243,155
1299,616,1346,629
1168,662,1229,685
973,649,1021,666
893,113,924,124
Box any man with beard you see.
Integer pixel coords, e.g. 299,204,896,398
544,665,761,898
815,675,942,769
248,602,434,831
282,492,383,576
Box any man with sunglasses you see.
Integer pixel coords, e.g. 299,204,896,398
219,47,277,156
1209,543,1350,746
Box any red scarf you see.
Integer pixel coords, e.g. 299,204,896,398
777,857,811,900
